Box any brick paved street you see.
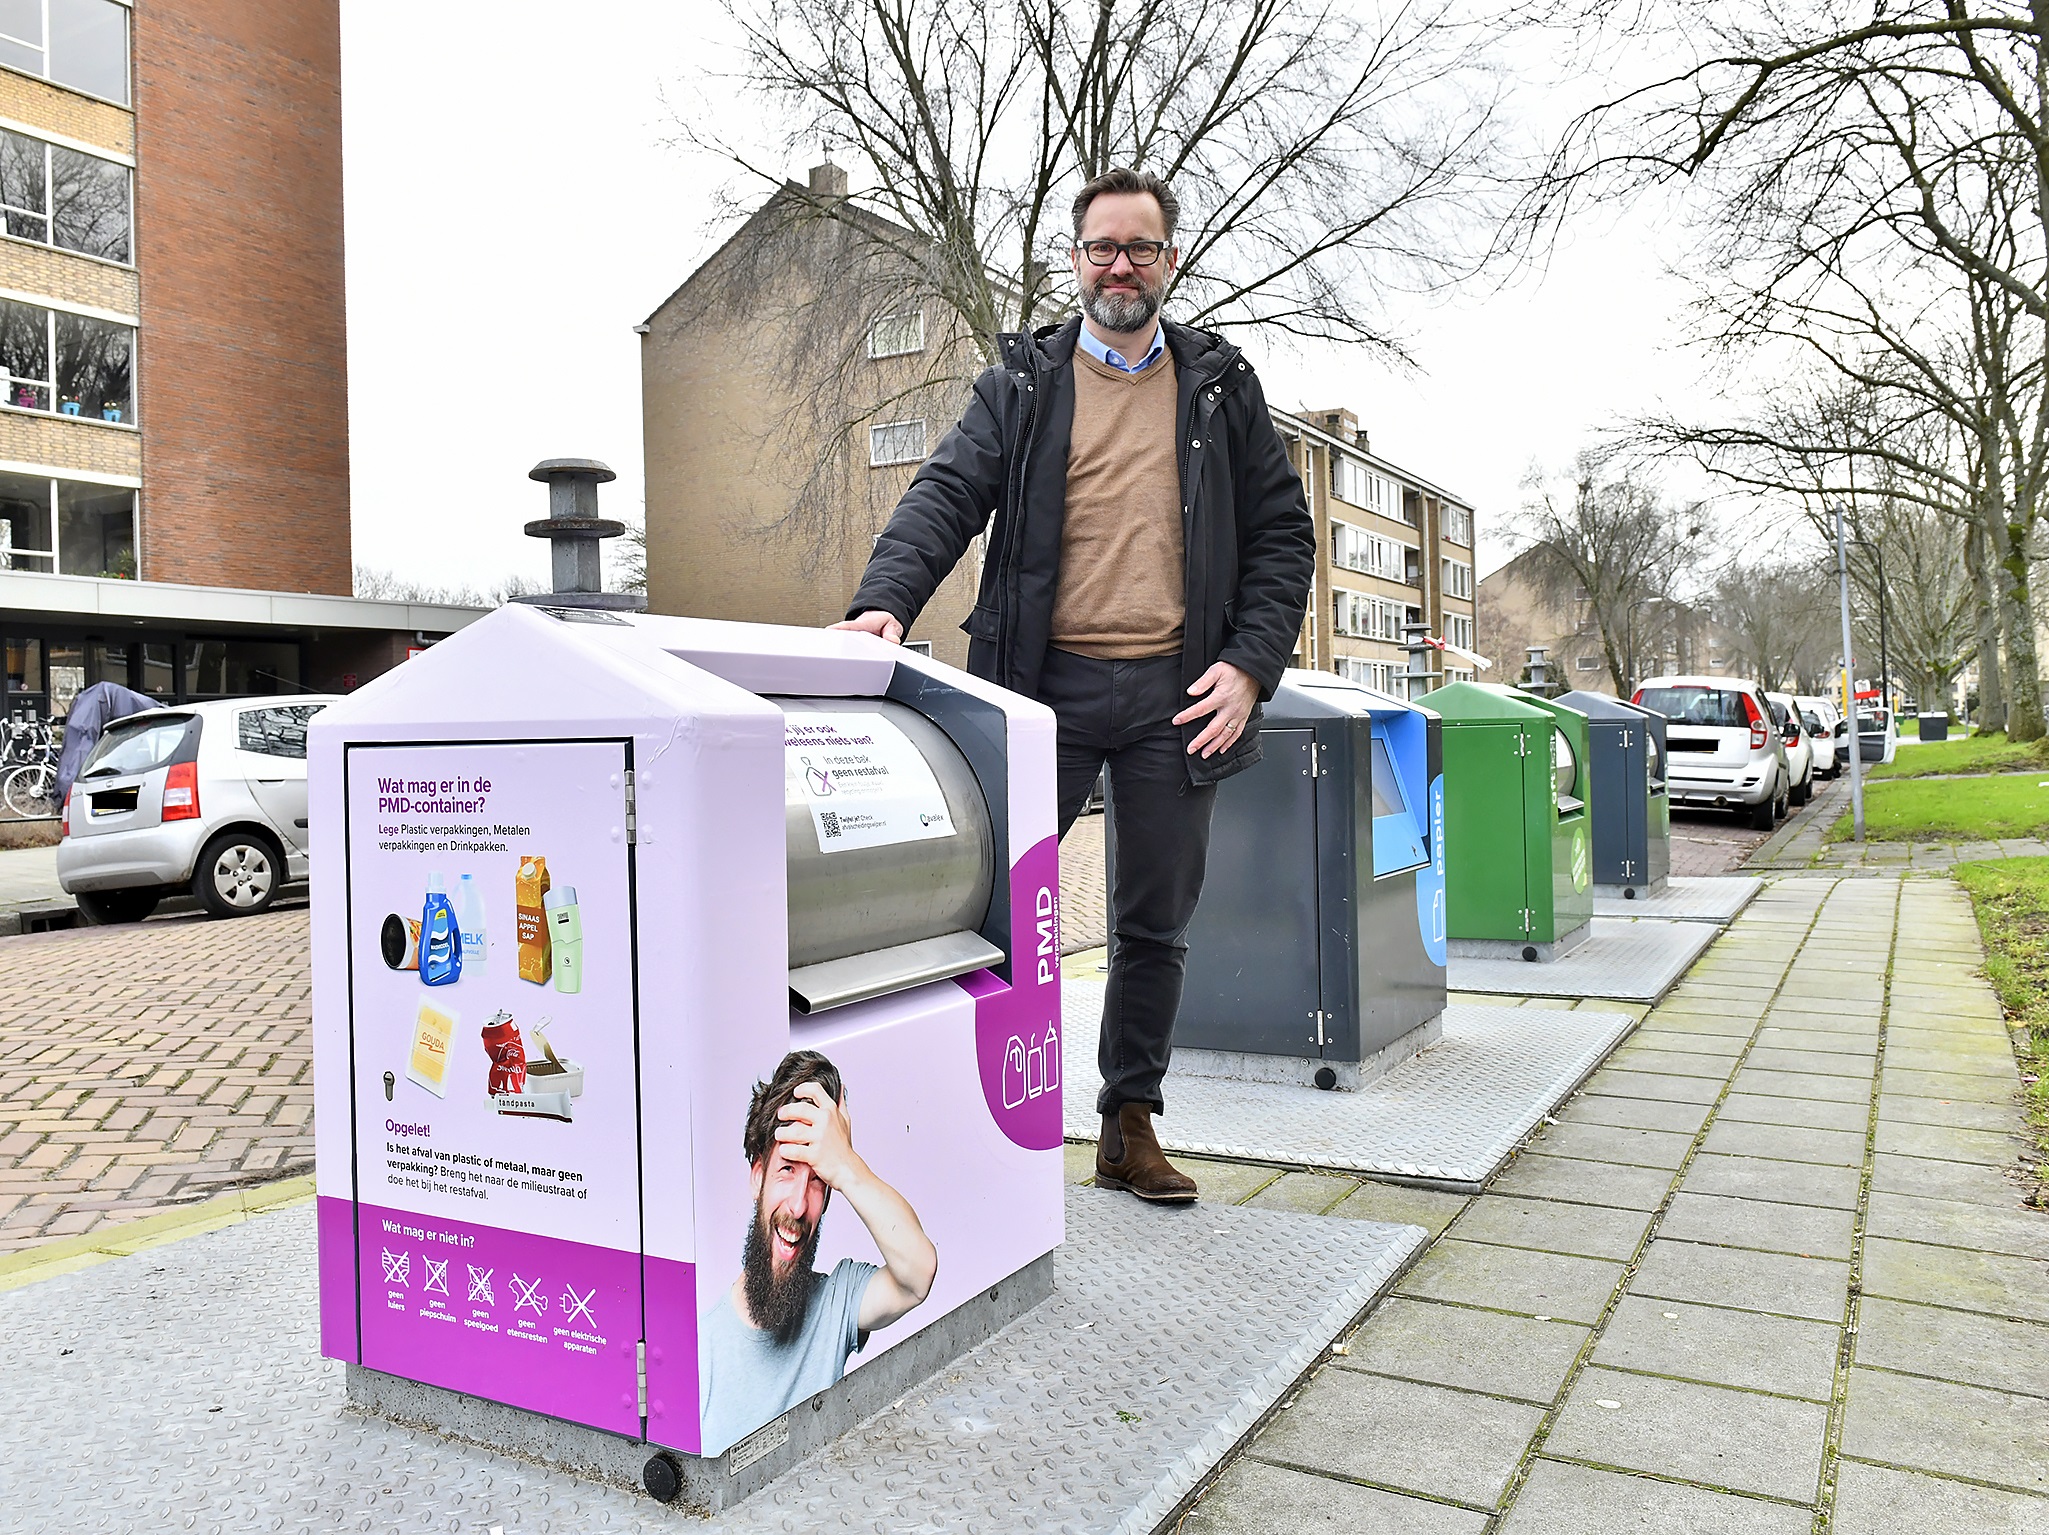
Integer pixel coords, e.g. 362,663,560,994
1061,810,1107,953
0,909,311,1253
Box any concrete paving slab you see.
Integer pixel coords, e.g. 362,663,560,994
1658,1190,1855,1260
1252,1367,1545,1509
1874,1120,2026,1167
1832,1460,2049,1535
1728,1068,1872,1104
1761,1004,1880,1031
1869,1151,2031,1206
1395,1238,1626,1325
1613,1031,1745,1059
1742,1047,1876,1079
1526,1121,1697,1170
1543,1365,1829,1501
1876,1093,2024,1132
0,1190,1430,1535
1593,876,1761,923
1325,1182,1470,1237
1885,1041,2018,1072
1246,1172,1359,1215
1062,1141,1097,1184
1752,1027,1878,1056
1628,1239,1849,1323
1840,1366,2049,1496
1881,1068,2020,1105
1855,1296,2049,1400
1715,1092,1869,1134
1555,1094,1714,1136
1865,1189,2049,1262
1699,1120,1868,1168
1639,1006,1760,1035
1182,1456,1489,1535
1862,1236,2049,1324
1175,1157,1287,1206
1576,1069,1723,1105
1680,1153,1862,1210
1591,1292,1839,1401
1446,1194,1653,1262
1485,1154,1677,1212
1599,1047,1740,1080
1499,1458,1813,1535
1338,1296,1590,1405
1060,990,1638,1189
1447,918,1718,1004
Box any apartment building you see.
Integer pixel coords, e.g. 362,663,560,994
1478,546,1727,694
1272,407,1477,696
0,2,469,722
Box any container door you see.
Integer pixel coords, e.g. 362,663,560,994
341,738,644,1437
1174,728,1322,1054
1441,722,1530,942
1620,727,1647,881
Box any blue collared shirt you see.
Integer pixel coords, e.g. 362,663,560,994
1076,321,1165,373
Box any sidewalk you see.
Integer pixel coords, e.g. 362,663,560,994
1749,772,2049,873
1155,876,2048,1531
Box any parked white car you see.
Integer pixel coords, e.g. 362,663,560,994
1857,707,1900,765
1766,692,1817,806
1633,675,1790,830
56,696,336,923
1794,694,1847,777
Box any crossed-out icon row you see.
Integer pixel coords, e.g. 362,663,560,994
378,1250,597,1329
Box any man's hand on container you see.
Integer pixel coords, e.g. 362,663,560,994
830,611,904,644
1174,661,1258,758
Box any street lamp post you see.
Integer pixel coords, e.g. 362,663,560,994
1834,503,1866,841
1850,538,1893,713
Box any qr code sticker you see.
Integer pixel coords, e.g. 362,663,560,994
820,811,841,839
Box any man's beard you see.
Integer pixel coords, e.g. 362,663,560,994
742,1198,823,1346
1081,272,1163,334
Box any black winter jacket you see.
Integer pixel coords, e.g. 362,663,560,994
847,318,1315,784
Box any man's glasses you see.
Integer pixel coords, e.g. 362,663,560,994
1076,239,1169,267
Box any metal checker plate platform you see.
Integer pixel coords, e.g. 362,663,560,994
1063,986,1636,1188
1447,915,1717,1002
1593,875,1762,923
0,1190,1425,1535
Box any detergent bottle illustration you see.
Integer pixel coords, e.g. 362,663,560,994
421,874,462,986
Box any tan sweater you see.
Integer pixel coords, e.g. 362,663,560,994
1048,349,1185,659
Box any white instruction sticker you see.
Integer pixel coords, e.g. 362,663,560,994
784,712,957,853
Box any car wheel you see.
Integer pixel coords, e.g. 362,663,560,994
1793,776,1811,807
1748,796,1776,831
76,887,160,925
193,829,282,918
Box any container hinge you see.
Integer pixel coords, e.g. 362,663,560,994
1303,741,1318,776
1621,728,1633,748
624,769,637,845
1514,730,1530,758
1312,1009,1328,1046
1521,908,1535,933
636,1339,648,1417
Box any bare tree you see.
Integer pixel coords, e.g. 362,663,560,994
1713,558,1836,694
676,0,1515,555
352,565,543,608
1515,451,1712,692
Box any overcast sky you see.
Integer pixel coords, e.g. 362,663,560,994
340,4,1720,597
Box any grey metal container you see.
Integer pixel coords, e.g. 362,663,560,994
1111,673,1445,1090
1558,689,1671,899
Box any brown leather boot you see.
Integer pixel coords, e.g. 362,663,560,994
1095,1103,1198,1203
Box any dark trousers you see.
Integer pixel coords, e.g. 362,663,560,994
1042,647,1217,1116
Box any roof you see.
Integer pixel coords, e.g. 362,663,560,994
1416,680,1552,722
1558,689,1662,723
0,569,483,636
1270,408,1474,512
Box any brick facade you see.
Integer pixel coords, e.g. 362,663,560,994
0,411,139,481
131,1,348,594
0,68,131,155
0,238,139,316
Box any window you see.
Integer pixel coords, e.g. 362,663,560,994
1575,655,1600,671
1330,520,1410,581
0,0,129,104
1334,589,1405,641
0,296,133,420
237,702,324,758
1330,454,1399,518
1442,502,1472,546
1442,558,1473,600
1444,612,1474,650
1337,657,1396,692
80,714,193,780
182,640,301,697
6,636,39,695
867,310,924,358
0,469,51,571
869,419,927,466
0,469,129,574
0,129,129,260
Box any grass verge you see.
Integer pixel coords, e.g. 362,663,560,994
1825,773,2049,842
1951,859,2049,1207
1870,732,2049,780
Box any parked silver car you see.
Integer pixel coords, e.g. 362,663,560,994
1633,675,1789,830
1765,692,1817,806
56,696,335,922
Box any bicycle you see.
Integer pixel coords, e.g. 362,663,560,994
0,714,59,818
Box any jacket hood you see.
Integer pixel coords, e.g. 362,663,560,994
999,316,1244,380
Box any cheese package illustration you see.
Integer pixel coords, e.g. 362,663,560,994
405,1000,457,1097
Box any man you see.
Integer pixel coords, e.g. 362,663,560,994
698,1050,938,1451
836,167,1315,1203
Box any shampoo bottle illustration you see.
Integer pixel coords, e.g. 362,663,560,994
421,874,462,987
544,886,582,994
455,873,488,977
